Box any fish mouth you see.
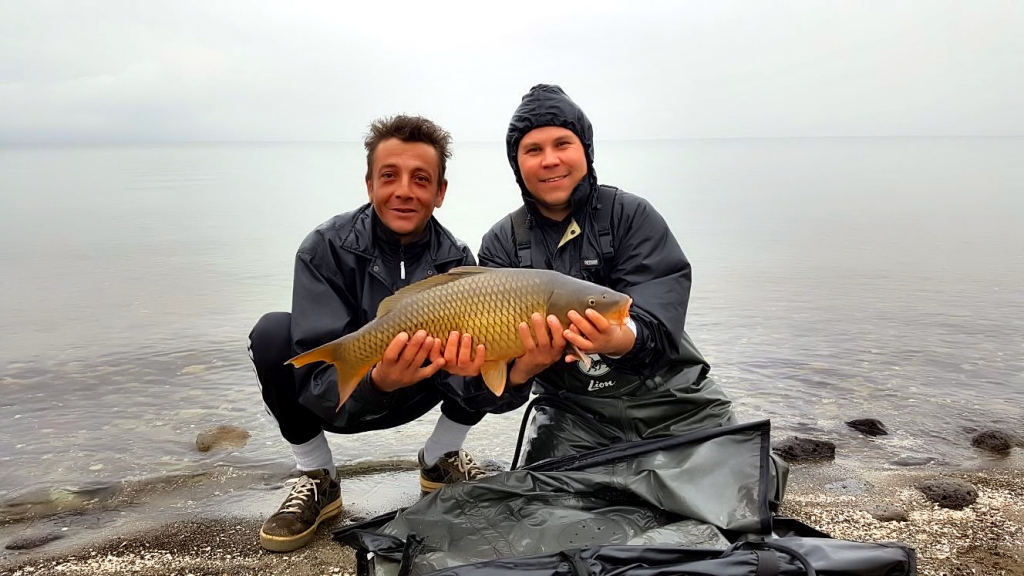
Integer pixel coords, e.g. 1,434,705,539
610,297,633,326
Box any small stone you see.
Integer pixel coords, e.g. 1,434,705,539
917,478,978,510
865,504,909,522
773,437,836,462
5,533,66,550
195,425,251,452
845,418,888,437
479,459,507,474
825,479,870,495
971,430,1014,453
890,455,937,467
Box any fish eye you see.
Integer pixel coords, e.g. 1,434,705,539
588,297,596,307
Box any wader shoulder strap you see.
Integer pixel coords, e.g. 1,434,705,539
510,206,532,267
593,185,617,259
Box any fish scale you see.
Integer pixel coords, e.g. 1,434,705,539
287,267,632,409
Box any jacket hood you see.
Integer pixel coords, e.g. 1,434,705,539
506,84,597,214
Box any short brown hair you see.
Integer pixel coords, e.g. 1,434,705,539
364,115,453,182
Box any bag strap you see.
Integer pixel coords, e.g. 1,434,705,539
755,549,781,576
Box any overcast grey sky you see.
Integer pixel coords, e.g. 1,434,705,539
1,0,1021,143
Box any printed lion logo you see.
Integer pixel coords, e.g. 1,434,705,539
577,353,611,377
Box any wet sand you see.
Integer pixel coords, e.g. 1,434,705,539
2,460,1023,575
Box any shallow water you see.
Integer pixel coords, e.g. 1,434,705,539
1,138,1022,517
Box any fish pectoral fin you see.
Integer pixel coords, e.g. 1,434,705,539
480,360,508,396
569,343,592,370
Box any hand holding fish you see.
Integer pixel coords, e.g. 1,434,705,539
430,331,488,377
370,330,446,392
563,309,635,360
509,313,568,385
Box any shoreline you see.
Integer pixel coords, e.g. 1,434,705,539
2,460,1023,575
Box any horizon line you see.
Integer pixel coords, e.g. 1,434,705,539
1,134,1022,146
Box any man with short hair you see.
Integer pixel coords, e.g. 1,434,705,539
248,115,529,552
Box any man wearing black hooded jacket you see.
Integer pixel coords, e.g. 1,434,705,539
474,85,787,503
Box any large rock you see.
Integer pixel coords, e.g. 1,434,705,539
845,418,889,437
5,532,66,550
865,504,908,523
195,425,251,452
772,437,836,462
917,479,978,510
971,430,1014,454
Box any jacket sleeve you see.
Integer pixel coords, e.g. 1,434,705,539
437,238,533,414
600,193,691,374
290,233,394,424
477,218,520,269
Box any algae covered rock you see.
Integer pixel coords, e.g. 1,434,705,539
195,425,251,452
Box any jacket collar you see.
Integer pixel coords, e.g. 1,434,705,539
340,203,466,267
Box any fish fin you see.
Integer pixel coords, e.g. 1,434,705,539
480,360,508,396
376,266,494,317
569,344,592,370
286,339,372,409
286,340,339,369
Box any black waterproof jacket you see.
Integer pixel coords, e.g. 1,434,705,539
291,203,531,429
478,84,739,466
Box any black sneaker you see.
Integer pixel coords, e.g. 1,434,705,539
418,448,489,494
259,469,342,552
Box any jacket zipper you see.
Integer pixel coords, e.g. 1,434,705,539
399,246,406,283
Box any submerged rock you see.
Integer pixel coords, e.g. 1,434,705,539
845,418,888,437
772,437,836,462
195,425,251,452
865,504,908,523
179,365,207,375
5,532,66,550
971,430,1014,454
917,478,978,510
890,455,937,467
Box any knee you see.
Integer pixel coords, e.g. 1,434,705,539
248,312,293,370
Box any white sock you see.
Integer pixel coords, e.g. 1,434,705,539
291,432,337,480
422,415,473,467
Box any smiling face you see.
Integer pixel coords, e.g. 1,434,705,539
516,126,588,221
365,137,447,242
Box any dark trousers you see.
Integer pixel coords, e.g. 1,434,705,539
248,312,484,445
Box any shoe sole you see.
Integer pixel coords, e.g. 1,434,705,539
259,495,343,553
419,475,445,494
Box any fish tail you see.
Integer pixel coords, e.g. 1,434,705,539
286,336,374,410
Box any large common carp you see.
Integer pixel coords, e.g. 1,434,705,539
286,266,632,408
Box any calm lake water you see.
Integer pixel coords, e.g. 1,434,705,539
1,137,1022,517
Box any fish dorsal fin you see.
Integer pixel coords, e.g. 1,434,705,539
376,266,493,317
